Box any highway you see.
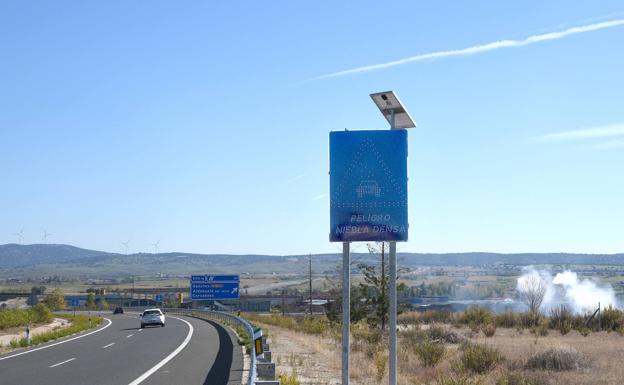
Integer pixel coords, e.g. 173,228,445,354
0,312,242,385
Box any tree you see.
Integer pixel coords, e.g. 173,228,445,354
98,296,109,310
42,288,66,311
356,242,408,330
518,274,547,314
86,292,97,309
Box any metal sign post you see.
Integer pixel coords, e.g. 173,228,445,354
330,91,415,385
341,242,350,385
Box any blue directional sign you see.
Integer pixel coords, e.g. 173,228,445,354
154,294,163,302
329,130,408,242
190,275,240,300
70,298,79,307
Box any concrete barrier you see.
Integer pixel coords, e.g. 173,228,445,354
256,362,276,380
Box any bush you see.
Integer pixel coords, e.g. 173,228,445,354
279,369,300,385
496,371,547,385
374,350,388,381
16,314,102,348
0,304,53,330
600,305,624,331
549,306,573,335
482,323,497,337
243,313,330,336
495,310,518,328
525,347,588,371
531,322,548,337
519,311,541,328
458,306,493,326
428,324,465,344
413,339,446,367
233,324,251,354
435,373,483,385
460,343,503,374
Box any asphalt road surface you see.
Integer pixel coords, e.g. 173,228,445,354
0,312,243,385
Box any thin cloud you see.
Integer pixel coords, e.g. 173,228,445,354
534,123,624,142
575,140,624,151
312,193,327,201
281,173,306,186
309,18,624,81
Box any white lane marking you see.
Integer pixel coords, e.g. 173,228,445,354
127,316,194,385
0,318,112,362
102,342,115,349
127,334,134,338
138,328,143,332
49,357,76,368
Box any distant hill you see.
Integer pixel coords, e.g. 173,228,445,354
0,244,622,278
0,244,112,268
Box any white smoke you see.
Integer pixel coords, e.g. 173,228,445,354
516,267,619,314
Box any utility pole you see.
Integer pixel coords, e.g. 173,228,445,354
309,254,313,316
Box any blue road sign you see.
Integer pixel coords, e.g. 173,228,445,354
154,294,163,302
70,298,79,307
190,275,240,300
329,130,408,242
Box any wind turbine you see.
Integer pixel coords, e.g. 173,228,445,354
121,240,131,255
42,229,53,244
14,229,24,244
150,240,160,254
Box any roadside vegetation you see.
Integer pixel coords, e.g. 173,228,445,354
8,313,103,349
0,304,53,330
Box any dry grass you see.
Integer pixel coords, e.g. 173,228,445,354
254,318,624,385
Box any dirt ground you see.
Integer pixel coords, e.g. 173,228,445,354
258,322,624,385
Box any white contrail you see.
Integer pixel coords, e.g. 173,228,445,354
535,123,624,142
312,193,327,201
311,18,624,81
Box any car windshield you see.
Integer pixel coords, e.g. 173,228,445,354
143,310,161,315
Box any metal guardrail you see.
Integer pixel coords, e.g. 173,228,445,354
126,307,257,385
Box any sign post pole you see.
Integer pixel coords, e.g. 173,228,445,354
389,241,397,385
342,242,350,385
389,103,398,385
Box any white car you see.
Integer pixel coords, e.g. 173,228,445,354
140,308,165,328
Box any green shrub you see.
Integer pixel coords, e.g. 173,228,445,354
458,306,493,326
233,324,251,354
0,304,53,330
413,339,446,367
600,305,624,331
460,343,503,374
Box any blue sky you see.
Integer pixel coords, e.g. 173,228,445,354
1,1,623,255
